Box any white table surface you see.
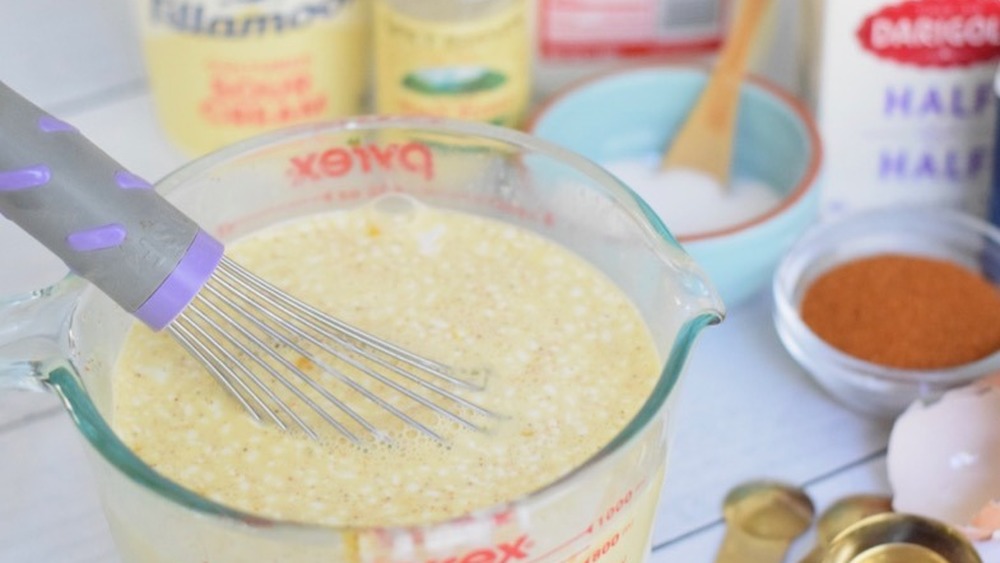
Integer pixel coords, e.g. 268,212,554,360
1,2,997,562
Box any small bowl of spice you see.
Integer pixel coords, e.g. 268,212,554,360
773,206,1000,418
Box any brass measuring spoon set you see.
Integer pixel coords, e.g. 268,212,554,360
714,481,982,563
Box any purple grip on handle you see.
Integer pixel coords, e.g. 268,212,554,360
0,164,50,191
135,230,223,330
115,170,153,190
37,115,77,133
66,223,127,251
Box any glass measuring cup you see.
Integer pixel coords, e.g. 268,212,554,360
0,117,723,562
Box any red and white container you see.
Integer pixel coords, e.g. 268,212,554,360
804,0,1000,219
534,0,731,95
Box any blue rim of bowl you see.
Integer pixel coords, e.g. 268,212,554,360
525,63,824,243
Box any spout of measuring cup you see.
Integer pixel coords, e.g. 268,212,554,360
677,254,726,327
645,213,726,329
615,177,725,327
0,275,85,392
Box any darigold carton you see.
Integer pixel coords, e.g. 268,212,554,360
805,0,1000,219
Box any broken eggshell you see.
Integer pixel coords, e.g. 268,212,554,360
887,373,1000,541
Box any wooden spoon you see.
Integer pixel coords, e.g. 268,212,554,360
660,0,772,186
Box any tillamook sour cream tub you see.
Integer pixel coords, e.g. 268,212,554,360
804,0,1000,219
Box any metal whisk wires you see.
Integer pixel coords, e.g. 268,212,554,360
168,257,494,444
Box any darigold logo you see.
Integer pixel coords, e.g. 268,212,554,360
856,0,1000,67
149,0,350,37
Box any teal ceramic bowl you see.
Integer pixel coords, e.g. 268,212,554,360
527,66,822,307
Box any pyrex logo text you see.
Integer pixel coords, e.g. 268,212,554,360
288,142,434,183
150,0,349,37
424,535,532,563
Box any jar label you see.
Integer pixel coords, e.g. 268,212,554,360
856,0,1000,68
146,0,350,37
140,0,369,155
373,1,531,127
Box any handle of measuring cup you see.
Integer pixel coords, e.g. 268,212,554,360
0,81,223,330
0,276,86,392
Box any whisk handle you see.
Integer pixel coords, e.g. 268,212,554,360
0,81,222,330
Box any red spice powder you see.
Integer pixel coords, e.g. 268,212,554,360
800,254,1000,370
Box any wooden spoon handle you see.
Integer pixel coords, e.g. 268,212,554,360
659,0,772,182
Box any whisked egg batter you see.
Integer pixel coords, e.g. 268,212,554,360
112,200,660,527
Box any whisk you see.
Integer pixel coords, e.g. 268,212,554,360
0,81,493,444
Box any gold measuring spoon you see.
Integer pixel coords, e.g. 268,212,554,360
715,480,815,563
822,513,982,563
799,495,894,563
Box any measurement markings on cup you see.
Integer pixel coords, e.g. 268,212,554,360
526,477,650,562
593,487,636,531
577,519,636,563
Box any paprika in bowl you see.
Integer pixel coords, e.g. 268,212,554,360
773,207,1000,419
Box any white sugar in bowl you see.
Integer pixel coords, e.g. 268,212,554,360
528,66,822,307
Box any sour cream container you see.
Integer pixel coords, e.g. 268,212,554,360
803,0,1000,220
138,0,370,156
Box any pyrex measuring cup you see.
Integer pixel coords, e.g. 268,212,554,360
0,116,723,562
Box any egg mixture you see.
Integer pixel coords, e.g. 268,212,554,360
111,201,660,527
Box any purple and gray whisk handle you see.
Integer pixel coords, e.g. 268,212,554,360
0,81,223,330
